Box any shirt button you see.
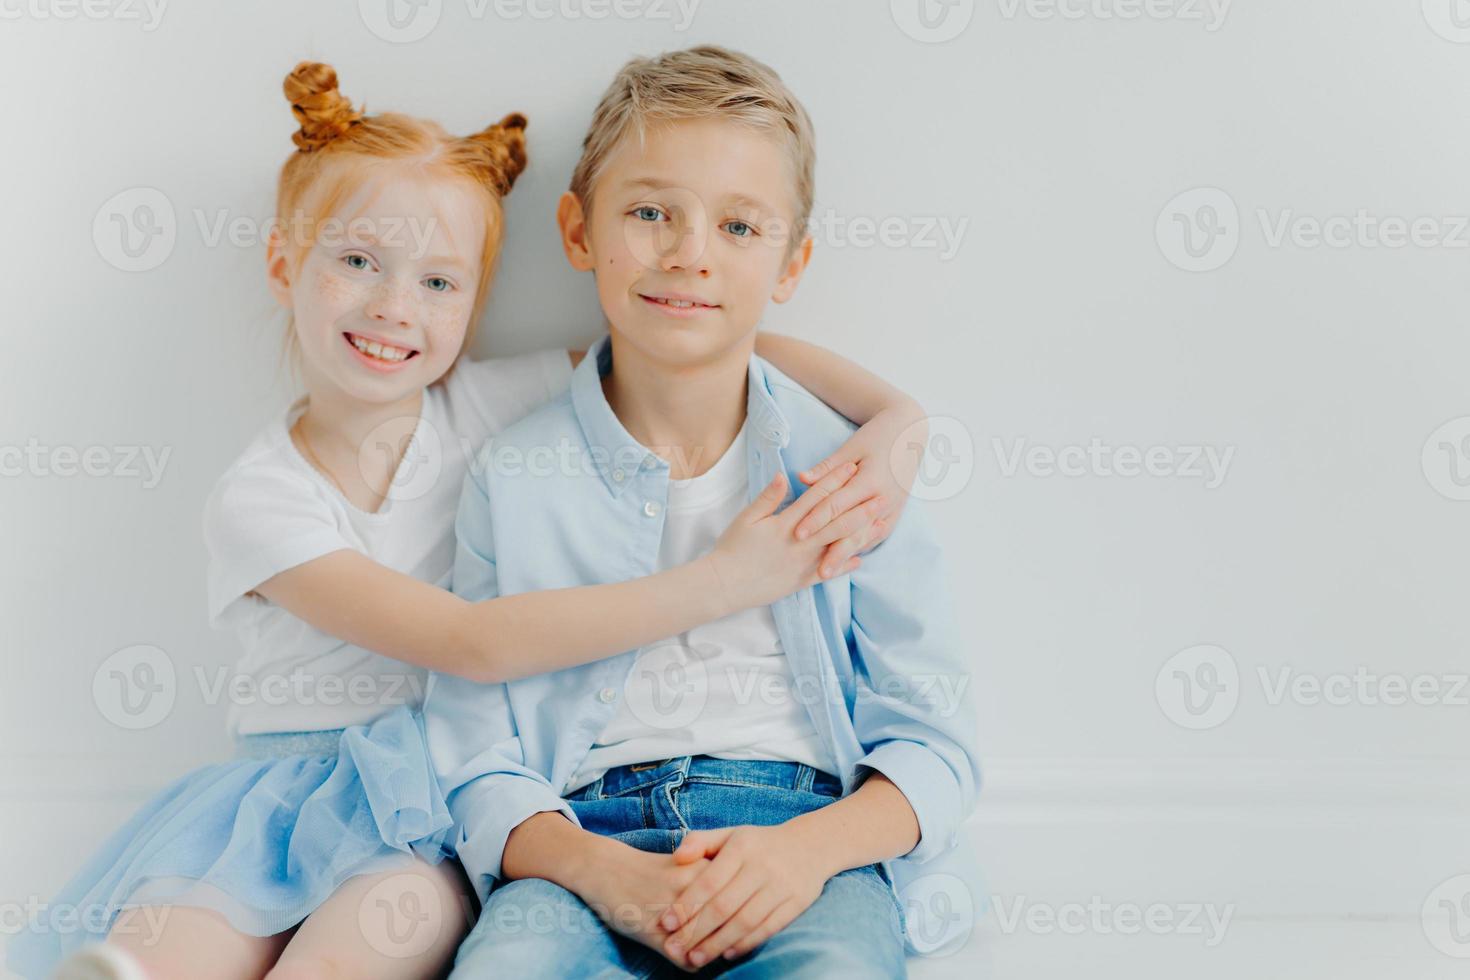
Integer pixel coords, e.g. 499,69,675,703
598,687,617,703
643,500,661,518
612,469,625,482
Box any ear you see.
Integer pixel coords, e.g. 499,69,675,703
556,190,596,272
265,228,294,310
771,233,813,304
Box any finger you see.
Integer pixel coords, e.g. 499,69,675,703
794,480,877,541
686,888,782,968
672,828,733,866
869,517,892,547
782,462,858,527
734,472,788,525
661,847,740,933
807,494,886,549
721,898,802,960
807,556,861,588
825,518,888,570
819,536,865,577
797,453,851,487
667,873,761,964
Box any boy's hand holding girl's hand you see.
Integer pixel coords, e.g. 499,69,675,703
705,399,925,612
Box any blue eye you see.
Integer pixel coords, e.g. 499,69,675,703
344,253,371,270
632,205,666,222
424,277,452,293
724,220,755,238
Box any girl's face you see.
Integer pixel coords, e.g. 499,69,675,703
268,172,487,404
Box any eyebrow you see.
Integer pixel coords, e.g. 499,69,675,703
621,177,777,216
418,255,470,270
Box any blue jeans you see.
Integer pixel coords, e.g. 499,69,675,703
449,756,907,979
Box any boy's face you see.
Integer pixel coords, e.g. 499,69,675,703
558,116,812,370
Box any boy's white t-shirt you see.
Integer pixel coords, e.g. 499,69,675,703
202,349,572,738
565,422,837,793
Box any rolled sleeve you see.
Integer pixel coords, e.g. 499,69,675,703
846,501,981,865
425,668,582,900
440,746,580,902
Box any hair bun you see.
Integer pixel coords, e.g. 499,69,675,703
284,62,363,153
471,112,529,196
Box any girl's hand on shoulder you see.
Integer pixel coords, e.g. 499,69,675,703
706,463,886,610
794,398,928,566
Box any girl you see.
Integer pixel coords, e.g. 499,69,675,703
16,62,928,980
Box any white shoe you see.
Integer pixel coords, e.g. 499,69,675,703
51,944,150,980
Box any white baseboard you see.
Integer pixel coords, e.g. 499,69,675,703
969,757,1470,922
6,755,1467,924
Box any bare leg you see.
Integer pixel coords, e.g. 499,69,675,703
97,905,294,980
264,860,474,980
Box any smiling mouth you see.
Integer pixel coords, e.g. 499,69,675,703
343,332,420,363
638,294,719,310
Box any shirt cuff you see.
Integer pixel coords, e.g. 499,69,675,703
855,739,963,865
451,776,581,904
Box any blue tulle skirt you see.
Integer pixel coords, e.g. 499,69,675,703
6,705,452,978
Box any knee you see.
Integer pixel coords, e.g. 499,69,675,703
450,880,604,978
738,943,902,979
263,958,347,980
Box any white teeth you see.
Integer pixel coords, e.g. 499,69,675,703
350,335,411,362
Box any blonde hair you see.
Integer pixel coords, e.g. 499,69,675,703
569,46,816,249
273,61,528,376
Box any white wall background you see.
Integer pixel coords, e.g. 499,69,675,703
3,1,1470,977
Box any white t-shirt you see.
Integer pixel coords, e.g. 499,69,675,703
565,422,837,793
203,349,573,738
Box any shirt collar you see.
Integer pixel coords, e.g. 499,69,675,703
570,335,792,498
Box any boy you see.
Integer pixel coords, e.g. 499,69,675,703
424,46,980,977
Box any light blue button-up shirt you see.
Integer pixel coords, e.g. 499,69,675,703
423,336,982,954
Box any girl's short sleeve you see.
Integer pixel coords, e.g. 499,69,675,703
444,349,574,438
202,462,353,627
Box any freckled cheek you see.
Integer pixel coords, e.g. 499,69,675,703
305,269,369,317
420,300,474,354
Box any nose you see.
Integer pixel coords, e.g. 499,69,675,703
657,204,711,278
364,277,415,328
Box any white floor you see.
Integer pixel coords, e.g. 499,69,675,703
910,919,1465,980
8,757,1470,979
